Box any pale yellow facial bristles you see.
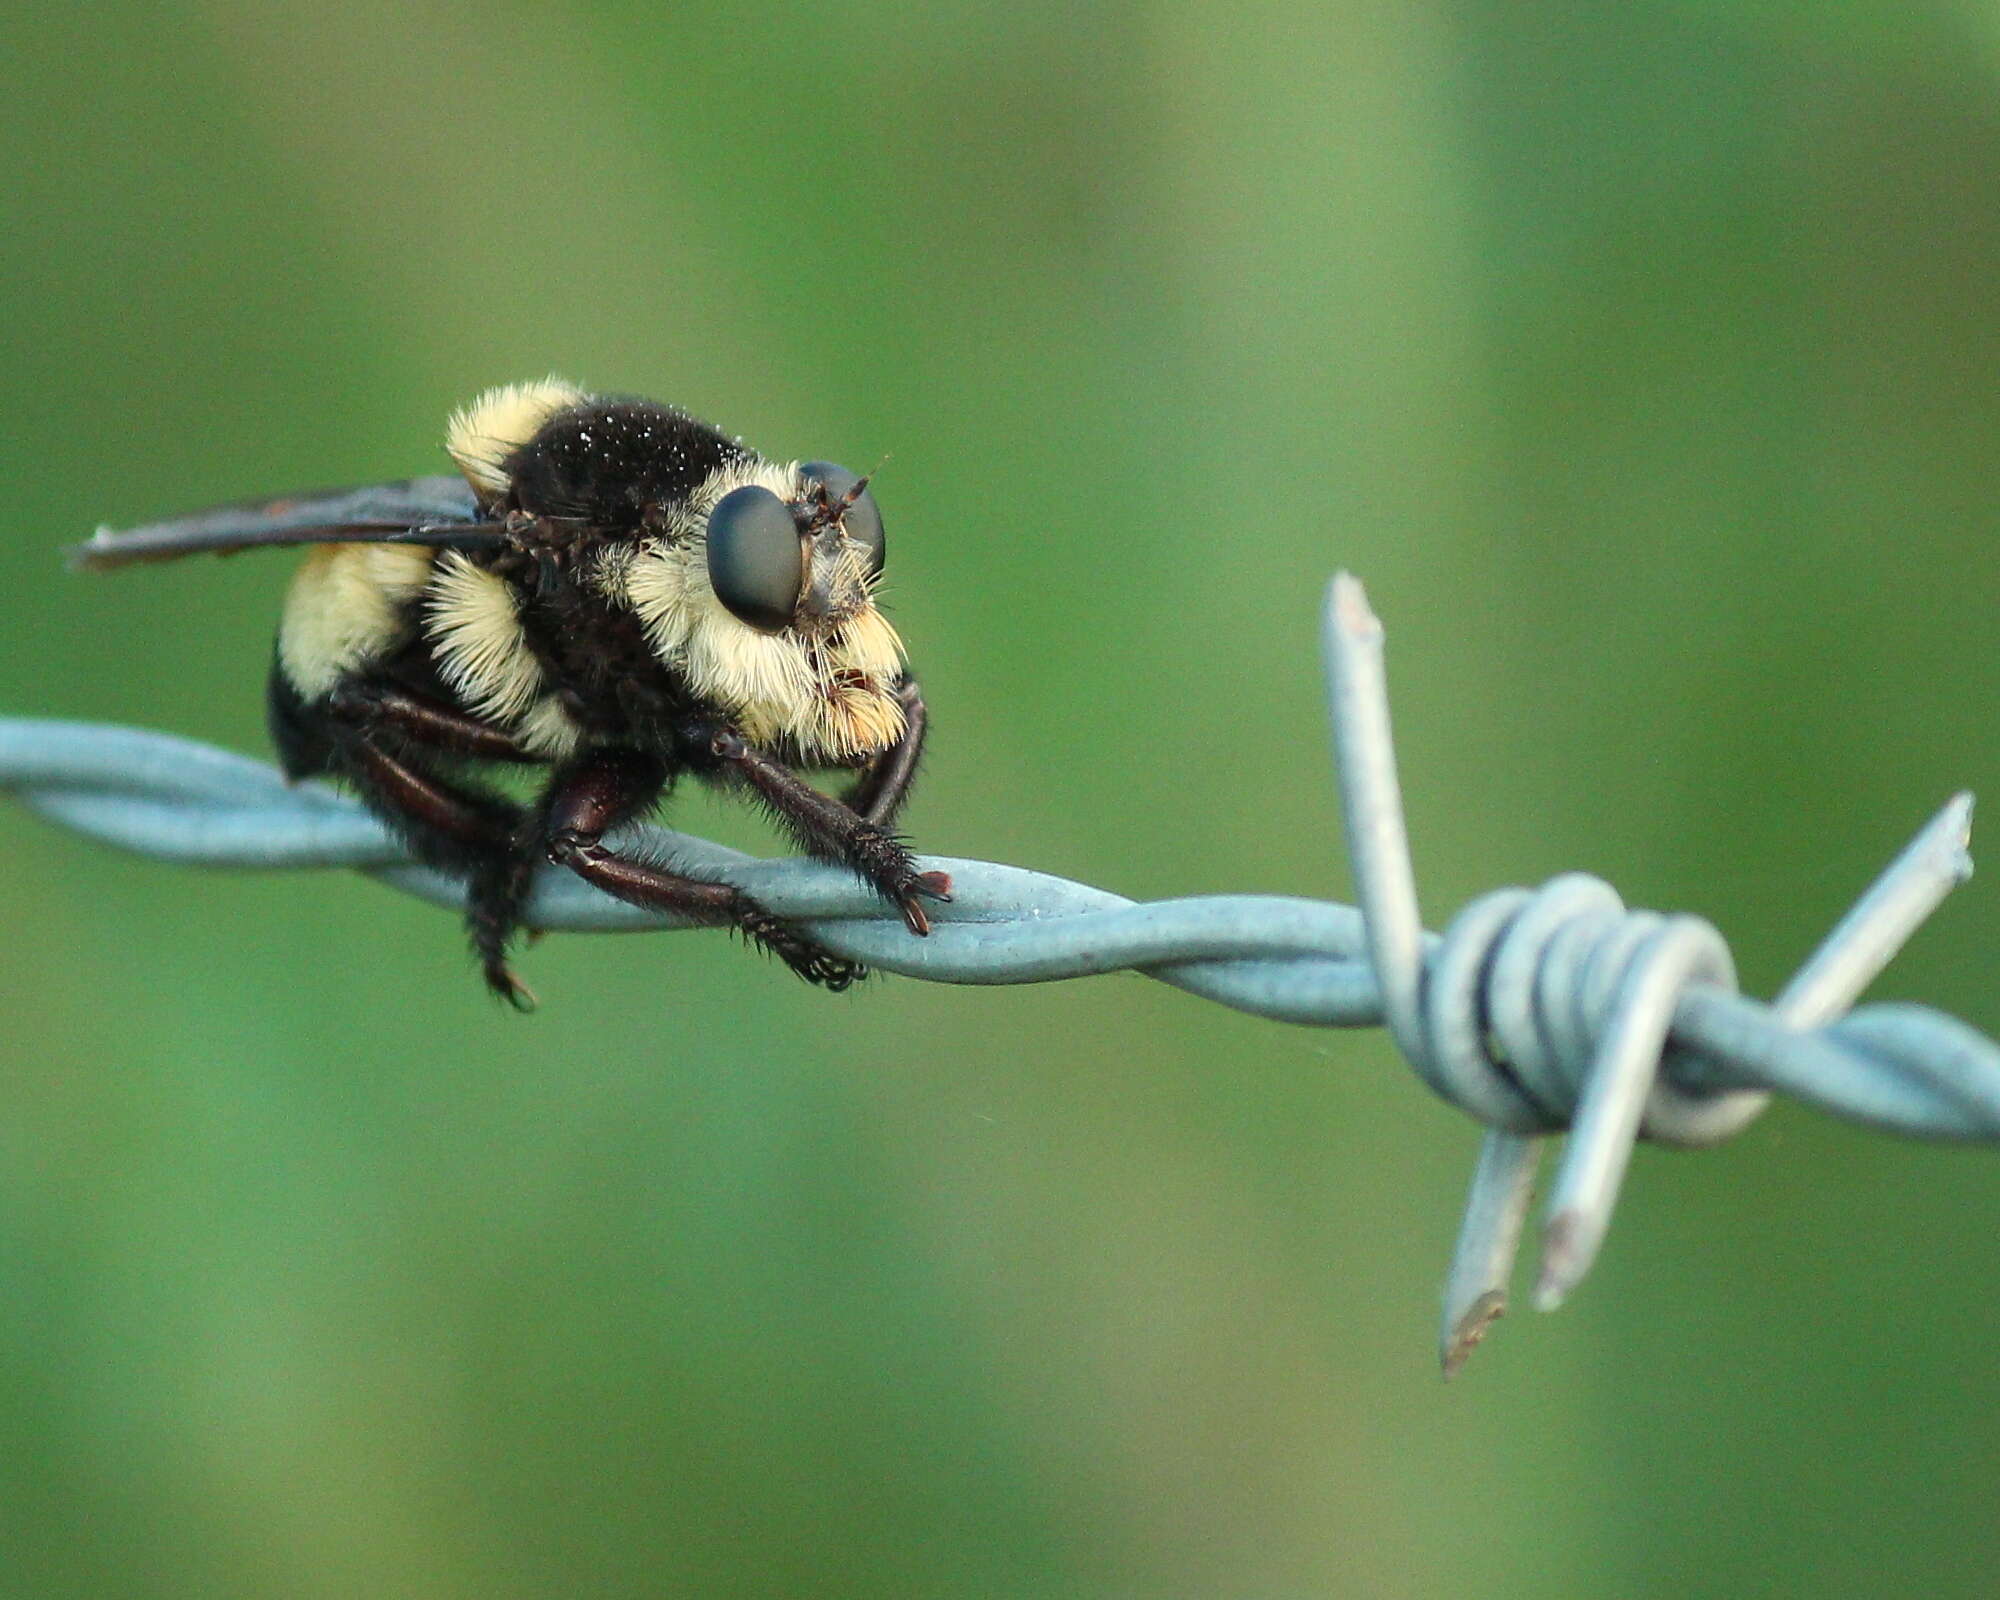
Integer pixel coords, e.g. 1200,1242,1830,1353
801,606,908,757
618,458,909,763
445,377,586,497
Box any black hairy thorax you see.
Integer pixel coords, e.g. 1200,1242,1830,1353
480,400,753,751
503,399,745,526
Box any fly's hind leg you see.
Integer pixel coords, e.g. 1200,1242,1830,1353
280,663,544,1007
324,679,537,762
539,748,864,989
339,736,538,1008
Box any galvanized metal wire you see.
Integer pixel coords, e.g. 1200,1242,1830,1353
3,571,1994,1375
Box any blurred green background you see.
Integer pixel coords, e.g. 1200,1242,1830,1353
3,3,1998,1595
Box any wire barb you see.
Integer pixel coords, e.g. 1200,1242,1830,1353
1320,573,1986,1371
2,574,1994,1375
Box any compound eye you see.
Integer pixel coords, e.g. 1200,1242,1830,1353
706,484,803,632
802,460,885,575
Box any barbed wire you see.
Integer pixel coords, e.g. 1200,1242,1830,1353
2,572,1993,1375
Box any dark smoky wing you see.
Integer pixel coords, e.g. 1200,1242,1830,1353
70,475,498,570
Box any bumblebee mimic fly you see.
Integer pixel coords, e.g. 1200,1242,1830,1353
74,380,948,1007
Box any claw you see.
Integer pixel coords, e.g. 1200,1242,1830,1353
817,959,864,992
740,907,865,988
488,966,539,1013
895,870,952,936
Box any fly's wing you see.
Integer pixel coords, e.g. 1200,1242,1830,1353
70,475,507,570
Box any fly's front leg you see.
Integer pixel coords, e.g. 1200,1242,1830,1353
540,748,863,989
842,676,928,828
708,729,952,935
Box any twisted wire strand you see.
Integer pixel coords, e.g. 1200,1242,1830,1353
3,572,1994,1374
5,713,1986,1137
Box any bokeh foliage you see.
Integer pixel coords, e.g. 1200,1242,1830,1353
2,3,1997,1595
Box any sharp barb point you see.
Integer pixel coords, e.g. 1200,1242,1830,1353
1441,1291,1507,1380
1329,571,1381,639
1534,1210,1597,1312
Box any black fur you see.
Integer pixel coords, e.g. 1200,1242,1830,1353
514,563,700,748
266,649,332,779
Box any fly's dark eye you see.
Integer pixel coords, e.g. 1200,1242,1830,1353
706,484,803,632
801,460,885,575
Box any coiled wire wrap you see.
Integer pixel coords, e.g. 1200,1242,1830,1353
2,572,1993,1374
